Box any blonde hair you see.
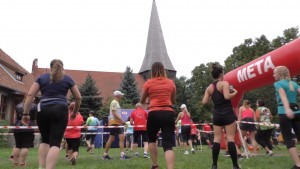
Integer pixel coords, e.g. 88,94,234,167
50,59,64,83
275,66,294,92
242,100,251,107
151,62,167,78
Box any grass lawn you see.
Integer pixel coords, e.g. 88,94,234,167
0,145,296,169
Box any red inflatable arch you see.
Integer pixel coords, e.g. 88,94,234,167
224,38,300,113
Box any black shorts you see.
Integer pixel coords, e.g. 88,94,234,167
66,138,80,152
86,131,97,144
133,130,148,143
37,104,68,148
213,112,237,126
240,117,256,131
147,111,175,151
191,134,198,141
14,132,34,149
181,125,191,142
109,125,124,136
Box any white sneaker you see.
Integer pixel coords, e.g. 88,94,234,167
191,148,195,154
267,151,273,156
184,151,189,155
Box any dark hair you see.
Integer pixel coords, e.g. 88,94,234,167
151,62,167,78
257,99,265,107
211,63,223,79
50,59,64,82
89,111,94,115
242,100,251,107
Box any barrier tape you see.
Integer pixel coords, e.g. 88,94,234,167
0,121,279,129
237,121,280,128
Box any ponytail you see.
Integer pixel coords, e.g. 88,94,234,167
275,66,294,91
50,59,64,82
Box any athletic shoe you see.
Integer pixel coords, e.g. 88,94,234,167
224,151,230,157
184,151,189,155
135,152,139,157
70,158,76,165
191,148,195,154
151,165,159,169
291,165,300,169
267,151,273,156
143,153,150,158
237,154,244,160
120,154,131,160
86,147,91,152
102,154,113,160
211,165,218,169
233,166,241,169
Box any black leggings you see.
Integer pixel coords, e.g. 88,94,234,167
255,129,273,150
66,138,80,152
181,125,191,142
279,114,300,149
37,104,68,147
147,111,175,152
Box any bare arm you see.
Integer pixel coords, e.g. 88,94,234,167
130,117,134,125
22,82,40,124
112,110,125,124
222,81,238,100
251,108,256,122
202,85,212,104
175,112,183,124
238,106,243,122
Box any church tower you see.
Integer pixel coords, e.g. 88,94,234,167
139,0,176,80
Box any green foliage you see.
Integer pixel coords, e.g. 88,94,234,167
0,120,9,146
70,74,103,119
119,66,140,107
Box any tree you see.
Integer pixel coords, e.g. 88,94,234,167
71,74,103,119
119,66,140,108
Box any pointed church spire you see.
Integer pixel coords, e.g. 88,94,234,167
139,0,176,80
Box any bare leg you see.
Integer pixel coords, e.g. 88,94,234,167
119,134,125,154
249,132,257,154
289,147,300,167
19,148,29,165
104,135,115,154
143,142,149,153
164,150,175,169
45,146,60,169
12,148,21,165
38,143,50,168
149,143,158,166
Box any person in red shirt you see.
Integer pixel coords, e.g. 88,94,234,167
202,121,212,148
64,102,84,165
130,103,149,158
190,121,199,151
141,62,176,169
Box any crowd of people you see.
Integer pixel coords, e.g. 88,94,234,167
8,59,300,169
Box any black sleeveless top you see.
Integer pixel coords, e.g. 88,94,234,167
211,81,234,115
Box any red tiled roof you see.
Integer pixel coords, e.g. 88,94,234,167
0,49,35,94
34,68,145,102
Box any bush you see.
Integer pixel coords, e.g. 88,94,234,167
0,120,10,147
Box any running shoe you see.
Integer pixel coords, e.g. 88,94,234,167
120,154,131,160
291,165,300,169
135,152,139,157
143,153,150,158
102,154,113,160
267,151,273,156
70,158,76,165
184,151,189,155
191,148,195,154
233,166,241,169
86,147,91,152
224,151,230,157
237,154,244,160
150,165,159,169
211,165,218,169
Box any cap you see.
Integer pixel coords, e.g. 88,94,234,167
113,90,124,96
180,104,186,109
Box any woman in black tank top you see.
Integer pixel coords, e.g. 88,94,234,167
202,63,240,169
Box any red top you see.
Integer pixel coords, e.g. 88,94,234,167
241,107,254,119
130,107,148,131
181,111,191,125
65,113,84,138
143,77,176,112
203,124,212,131
191,123,198,135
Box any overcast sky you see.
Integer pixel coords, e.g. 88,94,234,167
0,0,299,78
